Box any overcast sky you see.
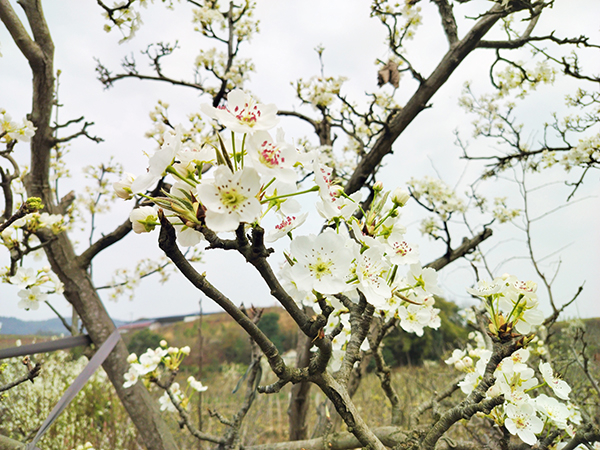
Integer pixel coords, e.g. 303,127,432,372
1,0,599,324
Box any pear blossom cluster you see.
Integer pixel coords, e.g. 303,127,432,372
119,89,444,373
408,176,467,222
294,75,348,110
447,297,579,447
467,274,544,335
1,210,65,310
0,109,36,143
100,1,142,42
124,340,207,413
492,60,556,98
1,266,64,310
371,0,423,41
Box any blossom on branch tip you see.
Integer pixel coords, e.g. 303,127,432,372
201,89,279,134
540,362,571,400
247,129,298,183
397,304,430,336
466,278,505,298
197,165,261,232
113,173,136,200
391,187,410,207
130,206,159,234
17,286,47,310
504,402,543,445
352,246,392,308
265,213,308,242
387,232,419,265
406,264,443,297
288,228,355,295
10,267,37,288
131,127,182,194
187,376,208,392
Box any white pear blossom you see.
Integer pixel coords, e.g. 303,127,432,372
17,286,47,310
386,232,419,265
197,165,262,232
458,349,491,394
173,145,215,177
137,348,165,375
158,382,184,412
406,264,443,297
265,213,308,242
247,129,298,183
187,376,208,392
353,246,392,308
113,173,136,200
123,366,140,388
466,278,505,298
201,89,279,134
131,127,182,193
289,228,356,295
513,307,545,334
534,394,570,430
397,304,430,336
10,267,37,288
504,402,544,445
540,362,571,400
391,187,410,207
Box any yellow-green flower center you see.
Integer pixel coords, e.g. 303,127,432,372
309,258,333,280
220,189,246,210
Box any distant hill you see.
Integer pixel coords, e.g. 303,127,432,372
0,316,126,336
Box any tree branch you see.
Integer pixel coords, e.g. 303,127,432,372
345,3,508,195
0,0,42,67
0,362,42,393
77,217,132,269
157,212,295,385
425,228,493,271
433,0,459,46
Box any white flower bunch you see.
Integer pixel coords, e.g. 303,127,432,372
0,109,36,143
561,133,600,171
124,341,206,414
408,176,466,222
1,265,64,311
121,89,442,369
124,341,192,388
294,75,348,110
446,308,578,447
467,274,544,335
101,1,142,42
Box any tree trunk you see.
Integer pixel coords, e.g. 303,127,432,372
0,1,178,449
287,330,313,441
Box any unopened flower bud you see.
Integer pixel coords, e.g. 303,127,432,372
373,181,384,192
391,188,410,207
113,173,135,200
127,353,137,363
160,340,167,348
181,346,191,355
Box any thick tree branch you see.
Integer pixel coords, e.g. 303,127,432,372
0,0,42,67
158,212,296,385
433,0,459,46
425,228,493,271
77,217,132,269
345,3,509,195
